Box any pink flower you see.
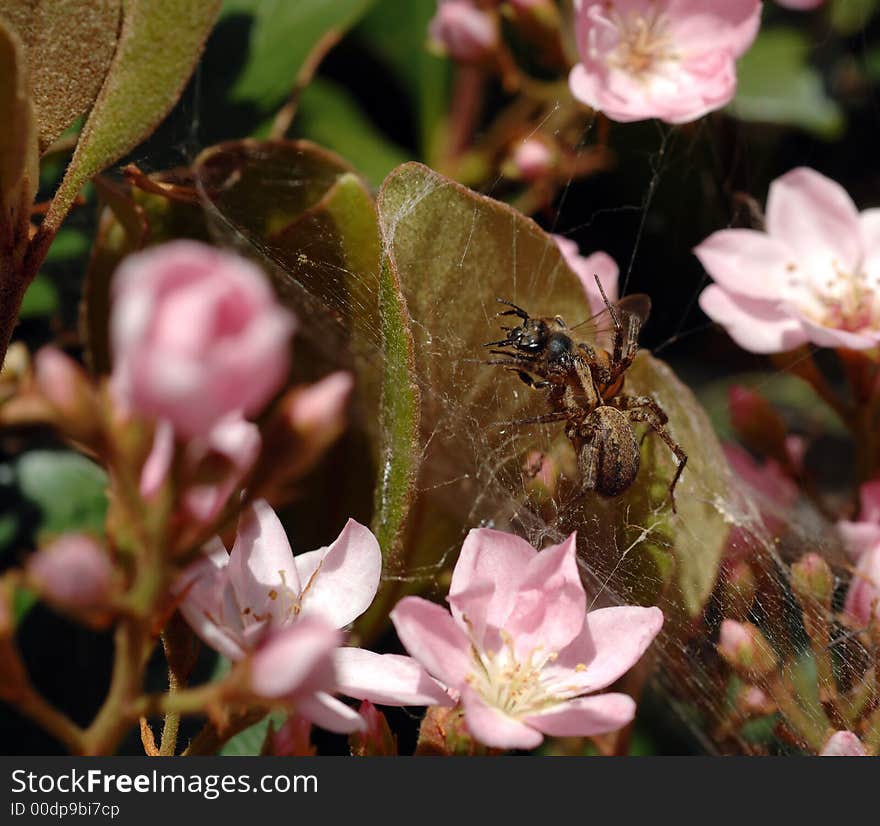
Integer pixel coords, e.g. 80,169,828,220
27,535,114,613
568,0,762,124
553,235,619,312
428,1,498,62
111,240,295,438
391,528,663,750
820,730,867,756
837,479,880,560
697,168,880,353
174,500,448,730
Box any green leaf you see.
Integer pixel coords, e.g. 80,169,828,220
41,0,220,238
730,28,844,140
830,0,879,35
16,450,108,540
19,273,59,319
225,0,376,111
376,162,732,617
220,711,284,756
3,0,121,152
355,0,450,161
295,78,409,189
0,18,38,223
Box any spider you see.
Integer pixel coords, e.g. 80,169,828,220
485,279,687,511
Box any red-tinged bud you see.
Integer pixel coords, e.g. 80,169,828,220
791,553,834,609
717,619,777,678
268,715,316,756
26,535,117,626
350,701,397,756
34,348,100,443
728,385,789,466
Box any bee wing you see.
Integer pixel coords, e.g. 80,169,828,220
569,293,651,348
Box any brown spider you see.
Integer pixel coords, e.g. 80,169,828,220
485,279,687,511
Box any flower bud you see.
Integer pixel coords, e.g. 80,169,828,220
504,138,556,183
428,1,498,62
791,553,834,609
33,348,100,443
820,730,867,756
717,619,778,677
350,700,397,756
26,535,115,623
111,240,296,439
268,715,316,756
718,560,757,620
728,385,789,466
844,545,880,627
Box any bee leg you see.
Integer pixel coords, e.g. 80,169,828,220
517,371,550,390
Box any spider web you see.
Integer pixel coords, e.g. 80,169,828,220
121,13,877,755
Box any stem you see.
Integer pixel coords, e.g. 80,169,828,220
15,685,86,754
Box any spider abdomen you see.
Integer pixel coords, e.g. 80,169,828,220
581,406,641,497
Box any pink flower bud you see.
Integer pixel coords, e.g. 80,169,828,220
820,730,867,756
428,1,498,62
111,241,296,438
350,700,397,756
844,545,880,627
287,372,353,441
791,553,834,608
507,139,555,183
34,348,98,441
27,535,113,613
717,619,777,676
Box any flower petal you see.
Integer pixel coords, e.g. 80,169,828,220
228,500,300,623
448,527,536,649
504,533,587,658
694,230,793,301
766,168,862,274
297,691,366,734
699,285,809,353
140,420,175,499
460,687,544,751
332,648,453,707
295,519,381,629
390,597,473,689
525,693,636,738
248,618,340,700
548,606,664,694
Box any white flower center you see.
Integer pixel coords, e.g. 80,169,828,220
592,5,678,80
466,629,580,718
787,260,880,333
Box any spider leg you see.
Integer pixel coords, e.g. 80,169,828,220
495,298,530,319
615,397,686,512
506,411,569,426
